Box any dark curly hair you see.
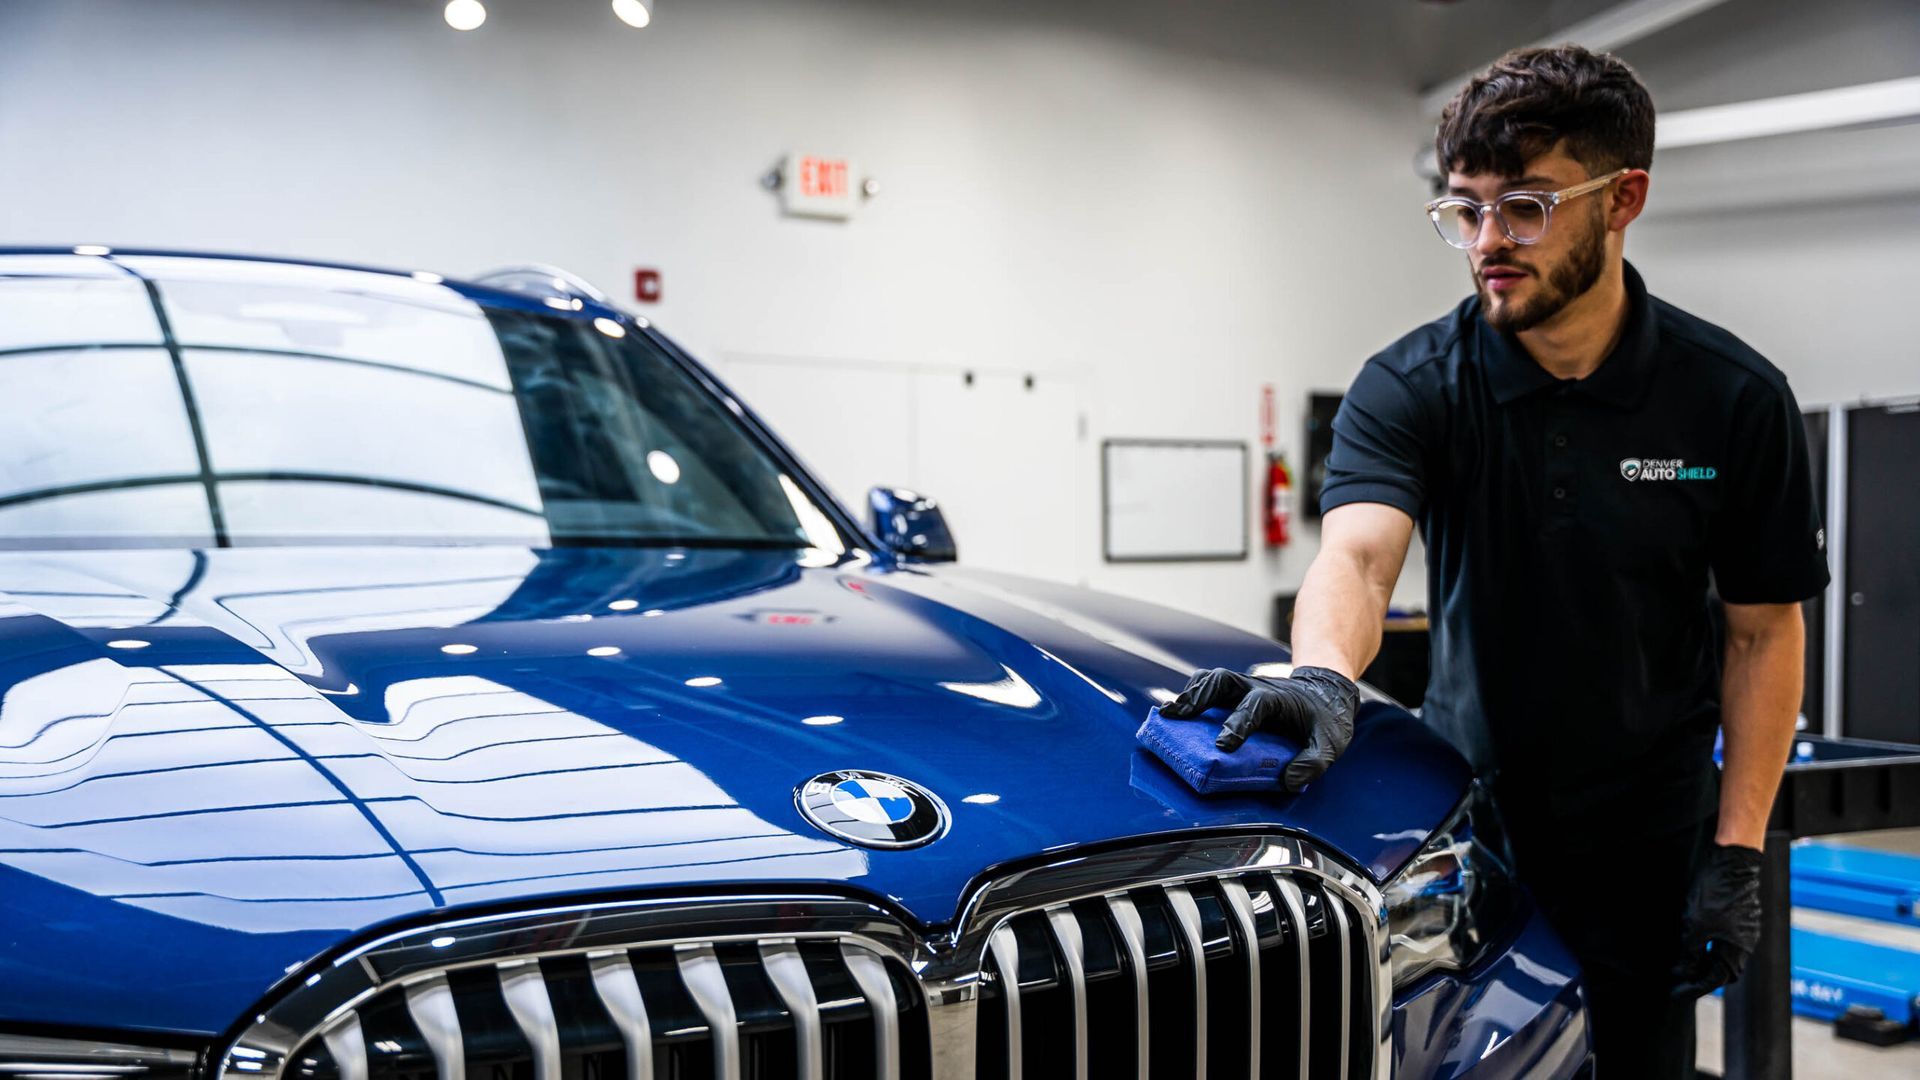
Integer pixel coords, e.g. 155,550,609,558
1436,44,1655,179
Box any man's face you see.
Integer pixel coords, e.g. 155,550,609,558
1446,149,1611,334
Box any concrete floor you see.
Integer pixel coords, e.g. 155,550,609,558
1695,996,1920,1077
1693,829,1920,1077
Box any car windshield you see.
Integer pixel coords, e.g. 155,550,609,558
0,255,849,553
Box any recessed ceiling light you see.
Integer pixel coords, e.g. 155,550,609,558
593,316,626,338
611,0,652,29
685,676,722,688
444,0,486,31
801,715,844,726
608,599,639,611
962,793,1001,804
587,646,622,657
440,643,478,655
105,638,150,649
73,244,111,256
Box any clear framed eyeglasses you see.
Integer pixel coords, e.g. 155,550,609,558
1425,168,1629,248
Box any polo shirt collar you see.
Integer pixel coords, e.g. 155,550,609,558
1478,260,1660,410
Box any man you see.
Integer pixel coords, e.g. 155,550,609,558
1162,44,1827,1074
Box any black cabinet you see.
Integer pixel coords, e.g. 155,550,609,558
1842,403,1920,745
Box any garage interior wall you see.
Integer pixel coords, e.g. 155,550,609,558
0,0,1468,637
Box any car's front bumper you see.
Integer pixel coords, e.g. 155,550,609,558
1392,895,1592,1078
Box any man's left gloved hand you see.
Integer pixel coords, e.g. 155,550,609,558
1671,842,1765,999
1158,666,1358,792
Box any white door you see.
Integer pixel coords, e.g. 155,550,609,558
710,355,1087,585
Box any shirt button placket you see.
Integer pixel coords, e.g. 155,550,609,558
1547,421,1574,515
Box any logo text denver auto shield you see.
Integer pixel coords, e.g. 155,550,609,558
1619,457,1717,482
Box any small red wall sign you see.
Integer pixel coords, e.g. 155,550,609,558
634,268,662,304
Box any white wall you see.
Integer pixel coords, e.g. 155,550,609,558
1630,178,1920,409
0,0,1461,636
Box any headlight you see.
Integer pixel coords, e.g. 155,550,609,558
1382,782,1522,990
0,1035,198,1080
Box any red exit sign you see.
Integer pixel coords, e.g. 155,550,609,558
780,153,860,220
798,156,849,199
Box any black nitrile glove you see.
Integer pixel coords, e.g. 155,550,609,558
1159,666,1358,792
1671,842,1765,1000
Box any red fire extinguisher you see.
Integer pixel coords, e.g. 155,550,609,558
1265,450,1292,547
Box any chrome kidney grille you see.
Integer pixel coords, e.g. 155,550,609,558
224,836,1387,1080
291,939,922,1080
973,872,1376,1080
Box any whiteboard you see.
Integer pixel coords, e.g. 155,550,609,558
1102,439,1248,562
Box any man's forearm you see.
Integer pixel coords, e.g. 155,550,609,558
1716,605,1806,850
1288,546,1396,681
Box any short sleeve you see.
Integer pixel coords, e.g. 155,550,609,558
1709,378,1830,604
1318,358,1432,521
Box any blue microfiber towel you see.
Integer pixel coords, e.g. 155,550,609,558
1135,704,1303,795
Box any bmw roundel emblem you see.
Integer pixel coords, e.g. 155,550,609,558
796,770,949,849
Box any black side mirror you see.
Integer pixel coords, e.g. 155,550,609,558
867,486,957,562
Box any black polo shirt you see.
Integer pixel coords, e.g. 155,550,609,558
1321,261,1829,828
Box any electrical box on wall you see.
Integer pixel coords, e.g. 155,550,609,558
1304,392,1342,522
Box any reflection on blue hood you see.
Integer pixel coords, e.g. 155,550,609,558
0,545,1468,1034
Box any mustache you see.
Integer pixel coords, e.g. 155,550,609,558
1477,258,1534,277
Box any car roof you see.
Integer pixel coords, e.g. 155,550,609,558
0,246,628,322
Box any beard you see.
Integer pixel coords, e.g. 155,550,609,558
1478,204,1607,333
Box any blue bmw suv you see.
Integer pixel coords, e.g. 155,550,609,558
0,250,1589,1079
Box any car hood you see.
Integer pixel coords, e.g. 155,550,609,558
0,545,1468,1035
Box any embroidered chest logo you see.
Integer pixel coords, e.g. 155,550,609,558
1619,457,1717,482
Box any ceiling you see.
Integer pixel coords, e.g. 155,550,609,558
843,0,1636,95
847,0,1917,117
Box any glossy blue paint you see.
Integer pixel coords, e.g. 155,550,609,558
0,251,1552,1061
1392,898,1592,1077
0,546,1470,1034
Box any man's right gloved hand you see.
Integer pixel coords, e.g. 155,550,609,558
1159,666,1359,792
